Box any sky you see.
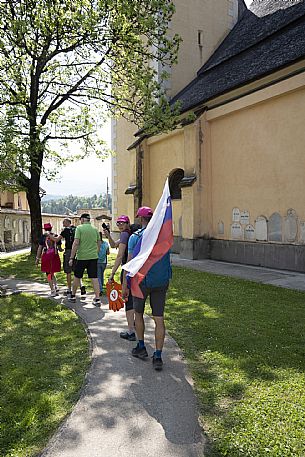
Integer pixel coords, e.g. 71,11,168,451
40,121,112,197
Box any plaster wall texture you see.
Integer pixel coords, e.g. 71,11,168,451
208,84,305,241
112,0,237,224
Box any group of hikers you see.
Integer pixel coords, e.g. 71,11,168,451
35,208,172,371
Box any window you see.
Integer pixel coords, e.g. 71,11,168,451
198,30,203,47
169,169,184,200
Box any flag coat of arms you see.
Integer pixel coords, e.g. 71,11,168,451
122,179,173,298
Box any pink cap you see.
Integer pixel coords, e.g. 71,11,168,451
136,206,153,217
116,215,130,224
43,223,52,230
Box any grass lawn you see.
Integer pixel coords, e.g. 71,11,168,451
166,267,305,457
2,253,305,456
0,252,119,291
0,293,90,457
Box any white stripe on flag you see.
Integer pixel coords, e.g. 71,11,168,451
122,178,170,277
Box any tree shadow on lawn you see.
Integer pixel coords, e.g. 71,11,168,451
40,310,204,457
167,270,305,419
0,294,93,456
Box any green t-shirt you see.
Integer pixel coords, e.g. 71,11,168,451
75,223,99,260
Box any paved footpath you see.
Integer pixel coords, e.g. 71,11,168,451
0,277,204,457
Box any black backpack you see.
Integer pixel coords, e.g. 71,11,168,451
66,225,76,248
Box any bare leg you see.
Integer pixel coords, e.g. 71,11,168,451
66,272,72,290
126,309,135,333
47,276,54,292
91,278,100,299
72,277,81,296
135,311,145,340
153,316,165,351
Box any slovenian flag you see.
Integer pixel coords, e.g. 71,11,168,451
122,178,173,298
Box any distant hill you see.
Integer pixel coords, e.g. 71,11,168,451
41,193,112,214
42,194,65,202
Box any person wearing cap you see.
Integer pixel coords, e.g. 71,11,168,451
103,215,136,341
35,222,61,297
123,206,172,371
46,218,87,298
68,213,101,306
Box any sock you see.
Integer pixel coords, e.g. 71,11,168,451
155,350,162,358
138,340,145,348
128,330,135,335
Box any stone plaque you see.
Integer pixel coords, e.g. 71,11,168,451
245,224,255,241
218,221,224,235
268,212,282,242
240,210,250,225
232,207,240,222
299,221,305,243
255,216,267,241
284,209,298,242
231,223,243,240
19,220,23,232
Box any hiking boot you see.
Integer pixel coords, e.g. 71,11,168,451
132,344,148,359
50,290,57,297
152,354,163,371
68,294,76,303
92,298,101,307
120,331,136,341
64,289,72,297
80,286,86,296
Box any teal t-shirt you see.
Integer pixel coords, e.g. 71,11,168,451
75,223,99,260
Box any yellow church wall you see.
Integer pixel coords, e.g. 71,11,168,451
111,1,238,227
207,85,305,240
111,118,137,225
169,0,235,96
145,131,184,236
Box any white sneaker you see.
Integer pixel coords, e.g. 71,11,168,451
92,298,101,307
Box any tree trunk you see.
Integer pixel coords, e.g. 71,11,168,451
25,173,42,255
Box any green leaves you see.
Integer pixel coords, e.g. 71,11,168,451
0,0,180,187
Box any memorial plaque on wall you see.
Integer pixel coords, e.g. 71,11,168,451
232,207,240,222
218,221,224,235
245,224,255,241
255,216,267,241
299,221,305,243
268,212,282,242
231,223,243,239
284,209,298,242
240,210,250,225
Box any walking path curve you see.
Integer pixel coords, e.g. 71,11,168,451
0,277,205,457
2,253,305,456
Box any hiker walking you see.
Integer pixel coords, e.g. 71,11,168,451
47,218,87,298
68,213,101,306
104,215,135,341
35,223,61,297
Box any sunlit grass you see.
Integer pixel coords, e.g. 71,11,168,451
0,294,90,457
166,267,305,457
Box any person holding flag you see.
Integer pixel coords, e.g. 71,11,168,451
122,179,173,371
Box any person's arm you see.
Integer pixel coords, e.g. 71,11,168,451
108,242,126,282
47,233,63,242
103,229,120,248
122,252,133,300
35,245,43,265
68,238,80,266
